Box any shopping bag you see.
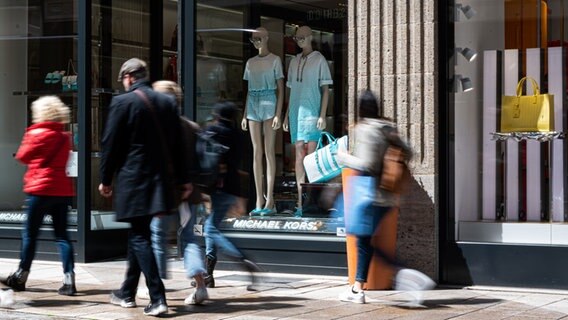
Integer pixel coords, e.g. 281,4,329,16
500,76,554,132
344,174,376,236
303,132,348,183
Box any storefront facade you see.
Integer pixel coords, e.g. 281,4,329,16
9,0,566,289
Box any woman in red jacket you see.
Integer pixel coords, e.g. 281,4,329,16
1,96,76,296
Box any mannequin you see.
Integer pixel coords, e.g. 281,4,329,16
241,27,285,216
283,26,333,217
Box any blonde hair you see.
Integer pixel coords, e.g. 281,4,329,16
153,80,182,106
31,96,70,124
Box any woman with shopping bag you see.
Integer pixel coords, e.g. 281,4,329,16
336,90,435,305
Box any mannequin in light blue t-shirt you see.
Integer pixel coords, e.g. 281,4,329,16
241,27,285,216
283,26,332,217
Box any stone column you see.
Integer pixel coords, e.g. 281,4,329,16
348,0,438,279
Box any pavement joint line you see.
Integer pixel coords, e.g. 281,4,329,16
465,285,568,296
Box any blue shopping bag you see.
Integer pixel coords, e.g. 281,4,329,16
344,175,376,236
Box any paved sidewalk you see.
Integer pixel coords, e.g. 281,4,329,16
0,258,567,319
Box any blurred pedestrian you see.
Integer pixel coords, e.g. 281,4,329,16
1,96,76,296
202,101,261,290
337,90,435,305
134,79,209,305
99,58,190,316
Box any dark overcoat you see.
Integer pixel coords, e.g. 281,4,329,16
100,81,188,221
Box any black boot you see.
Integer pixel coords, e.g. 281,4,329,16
58,272,77,296
242,258,261,291
190,255,217,288
1,269,29,292
205,255,217,288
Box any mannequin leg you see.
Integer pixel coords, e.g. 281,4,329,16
295,141,307,210
249,121,265,210
263,119,277,211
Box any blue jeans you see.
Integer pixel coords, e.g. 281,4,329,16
150,214,176,279
151,204,206,279
20,195,74,273
205,191,243,260
355,204,400,283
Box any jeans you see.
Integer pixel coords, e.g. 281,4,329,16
119,215,165,303
151,204,206,279
355,204,400,283
20,195,74,273
204,191,243,260
180,204,206,277
150,214,176,279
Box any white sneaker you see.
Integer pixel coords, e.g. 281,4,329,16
0,289,14,307
136,286,150,300
339,286,365,304
184,287,209,305
394,269,436,305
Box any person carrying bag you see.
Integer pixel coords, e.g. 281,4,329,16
336,90,435,305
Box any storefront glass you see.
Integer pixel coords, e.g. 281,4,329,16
90,0,150,230
0,0,79,227
452,0,568,244
195,0,348,235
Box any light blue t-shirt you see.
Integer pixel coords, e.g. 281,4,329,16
286,51,333,143
243,53,284,91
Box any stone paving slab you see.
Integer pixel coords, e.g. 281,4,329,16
0,258,567,319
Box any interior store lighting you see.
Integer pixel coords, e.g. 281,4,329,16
453,74,474,93
455,47,477,62
455,3,477,21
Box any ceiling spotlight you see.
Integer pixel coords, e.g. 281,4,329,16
456,47,477,62
453,74,474,93
455,3,477,21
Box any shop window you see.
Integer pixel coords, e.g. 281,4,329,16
196,1,348,235
451,0,568,244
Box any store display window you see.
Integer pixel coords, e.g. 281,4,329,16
195,1,348,235
451,0,568,244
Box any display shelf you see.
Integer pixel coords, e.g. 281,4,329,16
490,131,565,142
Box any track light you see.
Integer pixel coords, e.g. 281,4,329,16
456,47,477,62
455,3,477,21
453,74,474,93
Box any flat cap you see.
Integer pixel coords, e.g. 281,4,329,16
117,58,147,81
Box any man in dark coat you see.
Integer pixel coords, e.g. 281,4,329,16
99,58,190,317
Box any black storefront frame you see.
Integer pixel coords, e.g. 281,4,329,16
439,0,568,290
3,0,347,273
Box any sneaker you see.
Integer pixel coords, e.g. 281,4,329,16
143,300,168,316
110,290,136,308
394,268,436,305
339,286,365,304
0,289,14,307
184,287,209,305
136,286,150,300
58,283,77,296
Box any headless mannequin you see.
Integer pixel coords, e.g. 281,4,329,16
283,26,330,216
241,28,285,215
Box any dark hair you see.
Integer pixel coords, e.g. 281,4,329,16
213,101,238,125
358,90,381,119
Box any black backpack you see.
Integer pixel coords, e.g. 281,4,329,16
193,130,229,189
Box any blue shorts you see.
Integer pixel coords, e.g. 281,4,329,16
246,90,277,122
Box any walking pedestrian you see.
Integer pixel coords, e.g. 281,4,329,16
202,101,261,290
99,58,190,317
1,96,76,296
337,90,435,305
134,80,210,305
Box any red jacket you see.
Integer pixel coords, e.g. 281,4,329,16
15,122,74,196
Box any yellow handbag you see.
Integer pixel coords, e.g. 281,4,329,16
500,76,554,132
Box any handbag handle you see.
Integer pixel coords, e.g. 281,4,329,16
67,59,77,76
316,131,336,150
515,76,540,97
